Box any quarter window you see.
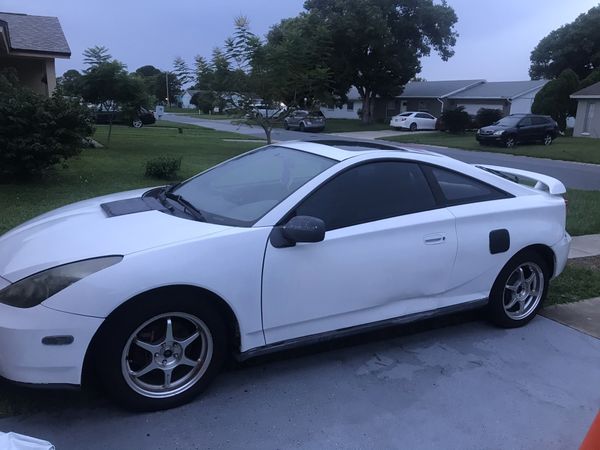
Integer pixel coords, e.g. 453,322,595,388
429,167,506,205
294,162,437,231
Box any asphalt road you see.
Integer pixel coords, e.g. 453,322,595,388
1,315,598,449
161,114,600,191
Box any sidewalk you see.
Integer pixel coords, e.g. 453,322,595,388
569,234,600,258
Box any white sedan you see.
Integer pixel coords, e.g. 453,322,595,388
390,111,437,131
0,140,571,410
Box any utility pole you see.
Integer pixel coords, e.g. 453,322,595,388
165,72,170,106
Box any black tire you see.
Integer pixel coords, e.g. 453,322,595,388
95,292,227,411
504,135,516,148
284,121,290,130
543,133,553,146
299,122,305,132
409,122,417,132
487,250,550,328
132,119,143,128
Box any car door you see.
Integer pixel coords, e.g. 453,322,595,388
416,113,436,129
261,160,458,344
517,116,535,142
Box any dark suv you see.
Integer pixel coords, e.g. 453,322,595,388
476,114,559,148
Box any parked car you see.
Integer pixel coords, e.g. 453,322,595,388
93,106,156,128
390,111,437,131
476,114,559,148
284,110,325,131
0,140,570,411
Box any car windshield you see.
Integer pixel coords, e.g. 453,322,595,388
172,146,336,226
494,116,522,127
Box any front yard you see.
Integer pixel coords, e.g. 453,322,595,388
381,132,600,165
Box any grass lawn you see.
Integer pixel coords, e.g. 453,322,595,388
565,189,600,236
0,122,261,235
381,132,600,165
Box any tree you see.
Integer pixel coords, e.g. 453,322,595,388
440,106,470,134
531,69,580,131
83,45,112,69
135,65,162,78
56,69,82,97
476,108,502,128
530,5,600,80
173,56,194,87
191,91,216,113
80,61,148,145
303,0,458,123
0,69,93,181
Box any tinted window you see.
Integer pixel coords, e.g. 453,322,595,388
416,113,432,119
430,167,506,204
531,117,548,125
495,116,522,127
519,117,533,126
295,162,437,231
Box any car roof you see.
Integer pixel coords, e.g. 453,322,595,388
280,139,443,161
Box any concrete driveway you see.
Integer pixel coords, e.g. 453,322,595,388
1,315,598,449
160,114,600,191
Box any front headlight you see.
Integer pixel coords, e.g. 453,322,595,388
493,130,504,136
0,256,123,308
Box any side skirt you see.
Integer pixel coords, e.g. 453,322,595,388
237,298,488,362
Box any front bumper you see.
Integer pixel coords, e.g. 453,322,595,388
551,232,572,278
0,302,103,385
476,134,504,143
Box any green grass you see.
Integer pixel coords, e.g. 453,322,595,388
547,262,600,306
0,122,261,235
565,190,600,236
381,132,600,165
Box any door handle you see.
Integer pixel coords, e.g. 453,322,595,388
424,233,446,245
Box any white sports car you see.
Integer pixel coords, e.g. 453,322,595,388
0,140,571,410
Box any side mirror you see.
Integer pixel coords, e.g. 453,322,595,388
270,216,325,248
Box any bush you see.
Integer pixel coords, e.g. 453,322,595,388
475,108,503,127
145,156,181,179
440,106,470,133
0,69,94,182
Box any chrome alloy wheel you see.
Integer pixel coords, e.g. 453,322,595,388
544,134,552,146
121,312,213,398
503,263,544,320
505,136,516,148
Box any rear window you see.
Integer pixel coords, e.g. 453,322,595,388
399,112,412,117
429,167,508,205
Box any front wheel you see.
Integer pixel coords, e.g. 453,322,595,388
284,121,290,130
299,122,305,132
543,133,553,146
487,251,549,328
96,295,227,411
504,136,516,148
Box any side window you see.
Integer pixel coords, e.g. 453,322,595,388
429,167,507,205
532,117,547,125
519,117,533,126
415,113,429,119
294,162,437,231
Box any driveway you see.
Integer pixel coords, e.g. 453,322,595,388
1,315,598,449
160,114,600,191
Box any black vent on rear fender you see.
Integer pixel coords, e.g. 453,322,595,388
101,198,153,217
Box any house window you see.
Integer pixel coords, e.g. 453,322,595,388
347,101,354,111
583,101,596,133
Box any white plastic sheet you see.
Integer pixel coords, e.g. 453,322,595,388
0,432,54,450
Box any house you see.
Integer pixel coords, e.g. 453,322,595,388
321,87,363,119
388,80,485,118
0,12,70,96
445,80,548,116
179,89,199,109
571,81,600,138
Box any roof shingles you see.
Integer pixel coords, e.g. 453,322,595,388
0,12,70,56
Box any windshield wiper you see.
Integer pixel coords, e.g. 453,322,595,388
164,191,206,222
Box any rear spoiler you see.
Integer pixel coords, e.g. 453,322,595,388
475,164,566,195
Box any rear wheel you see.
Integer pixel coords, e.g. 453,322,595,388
487,251,549,328
299,122,305,132
409,122,417,132
284,121,290,130
132,119,143,128
543,133,553,146
96,295,227,411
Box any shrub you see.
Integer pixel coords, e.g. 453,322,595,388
475,108,503,127
145,156,182,179
0,69,94,182
440,106,470,133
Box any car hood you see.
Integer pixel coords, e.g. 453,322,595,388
0,189,230,282
480,125,512,132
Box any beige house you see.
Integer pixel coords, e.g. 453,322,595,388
0,12,70,96
571,81,600,138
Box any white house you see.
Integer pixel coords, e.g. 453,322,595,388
571,81,600,138
179,89,199,109
321,87,363,119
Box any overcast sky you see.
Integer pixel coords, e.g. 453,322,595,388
4,0,599,81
